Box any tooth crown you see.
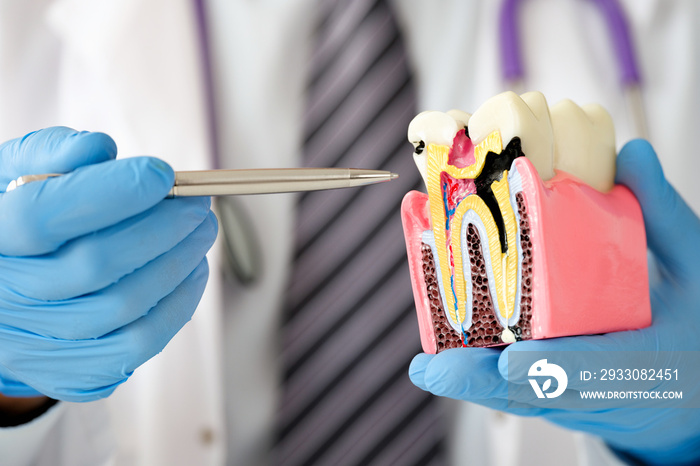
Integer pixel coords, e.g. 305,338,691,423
550,100,616,192
401,92,651,352
469,91,555,181
408,111,462,186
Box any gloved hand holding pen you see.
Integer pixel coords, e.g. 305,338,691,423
0,127,217,403
409,140,700,465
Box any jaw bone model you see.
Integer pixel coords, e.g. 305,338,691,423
401,91,651,353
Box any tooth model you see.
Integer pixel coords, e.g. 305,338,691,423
401,92,651,353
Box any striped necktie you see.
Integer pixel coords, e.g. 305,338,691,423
273,0,446,464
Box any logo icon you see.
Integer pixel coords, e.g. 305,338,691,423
528,359,568,399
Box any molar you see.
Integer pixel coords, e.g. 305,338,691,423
550,100,616,192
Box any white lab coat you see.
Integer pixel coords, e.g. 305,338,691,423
0,1,227,464
0,0,698,465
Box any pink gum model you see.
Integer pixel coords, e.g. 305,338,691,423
401,156,651,354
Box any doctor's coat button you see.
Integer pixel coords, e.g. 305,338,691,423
199,427,216,446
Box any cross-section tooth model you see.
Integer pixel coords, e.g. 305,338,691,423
401,91,651,353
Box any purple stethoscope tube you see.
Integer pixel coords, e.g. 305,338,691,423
500,0,640,85
499,0,648,138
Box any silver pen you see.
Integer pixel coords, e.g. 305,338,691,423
6,168,399,196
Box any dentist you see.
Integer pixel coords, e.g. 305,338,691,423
0,1,698,465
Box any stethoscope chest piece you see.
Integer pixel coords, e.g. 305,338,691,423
216,196,263,286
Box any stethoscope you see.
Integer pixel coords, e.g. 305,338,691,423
198,0,649,286
193,0,264,286
499,0,649,139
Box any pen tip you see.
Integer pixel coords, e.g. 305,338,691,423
390,172,399,180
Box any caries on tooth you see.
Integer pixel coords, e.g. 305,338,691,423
400,91,651,353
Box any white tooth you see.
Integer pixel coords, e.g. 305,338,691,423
446,109,472,129
550,100,616,192
407,111,460,187
468,91,555,180
407,111,460,146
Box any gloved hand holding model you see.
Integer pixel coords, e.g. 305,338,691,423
410,140,700,465
0,127,217,402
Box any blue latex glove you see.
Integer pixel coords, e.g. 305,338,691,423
409,140,700,465
0,127,217,402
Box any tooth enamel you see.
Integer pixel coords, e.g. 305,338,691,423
407,111,461,187
468,91,555,180
446,109,471,129
550,100,616,192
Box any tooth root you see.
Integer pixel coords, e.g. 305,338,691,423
550,100,616,192
407,111,461,188
469,91,555,181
